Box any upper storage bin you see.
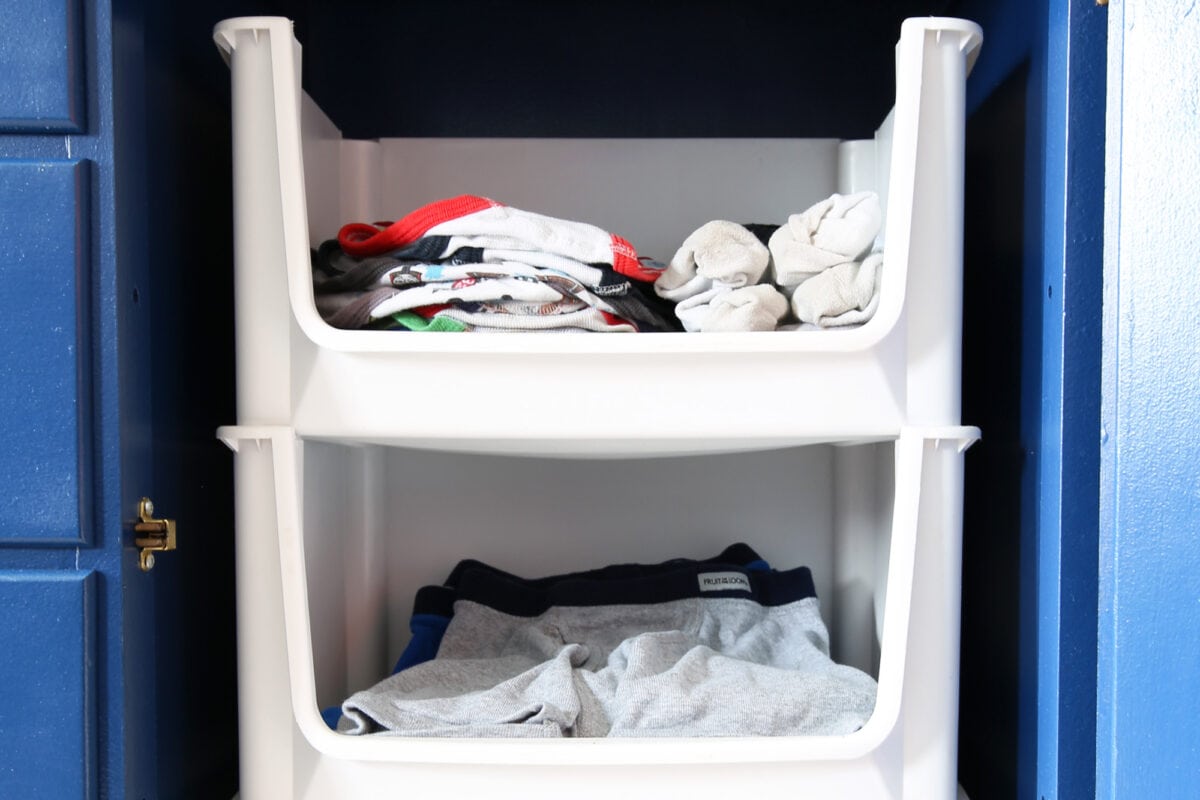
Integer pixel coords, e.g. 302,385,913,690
213,16,982,457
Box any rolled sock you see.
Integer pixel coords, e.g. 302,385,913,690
769,191,882,287
791,251,884,327
656,220,770,297
703,284,789,332
672,286,724,332
655,271,716,304
337,195,657,282
672,283,788,332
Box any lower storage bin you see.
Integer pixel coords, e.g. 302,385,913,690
218,425,977,799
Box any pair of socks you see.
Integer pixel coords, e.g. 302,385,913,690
790,251,884,327
654,192,884,330
338,561,877,738
654,221,789,332
768,191,881,286
768,191,883,326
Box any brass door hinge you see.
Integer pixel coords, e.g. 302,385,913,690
134,497,177,571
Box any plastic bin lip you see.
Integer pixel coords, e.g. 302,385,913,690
289,308,903,355
218,427,906,458
291,712,899,767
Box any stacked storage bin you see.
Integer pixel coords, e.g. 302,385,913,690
214,15,982,799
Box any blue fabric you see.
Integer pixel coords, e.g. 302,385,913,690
391,613,453,674
320,705,343,730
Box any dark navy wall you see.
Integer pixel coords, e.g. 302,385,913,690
298,0,951,139
134,1,306,794
957,60,1029,800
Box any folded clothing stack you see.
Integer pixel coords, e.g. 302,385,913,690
311,195,679,333
655,191,884,331
329,544,877,739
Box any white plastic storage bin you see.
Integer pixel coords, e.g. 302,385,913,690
213,15,981,457
217,426,977,799
213,12,982,800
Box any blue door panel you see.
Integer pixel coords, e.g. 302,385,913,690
0,570,96,799
0,159,92,546
0,0,84,132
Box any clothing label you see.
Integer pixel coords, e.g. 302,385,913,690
697,572,751,592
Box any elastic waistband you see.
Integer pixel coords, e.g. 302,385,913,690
455,563,816,617
442,542,767,589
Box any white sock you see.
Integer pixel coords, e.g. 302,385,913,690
672,286,725,331
705,285,789,332
656,221,770,297
791,252,883,327
769,192,882,287
674,284,787,332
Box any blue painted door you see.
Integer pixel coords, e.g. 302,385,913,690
0,0,157,796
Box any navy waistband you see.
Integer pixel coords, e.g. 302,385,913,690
442,542,767,589
412,584,457,617
453,563,817,617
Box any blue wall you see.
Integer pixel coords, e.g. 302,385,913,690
1099,1,1200,795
